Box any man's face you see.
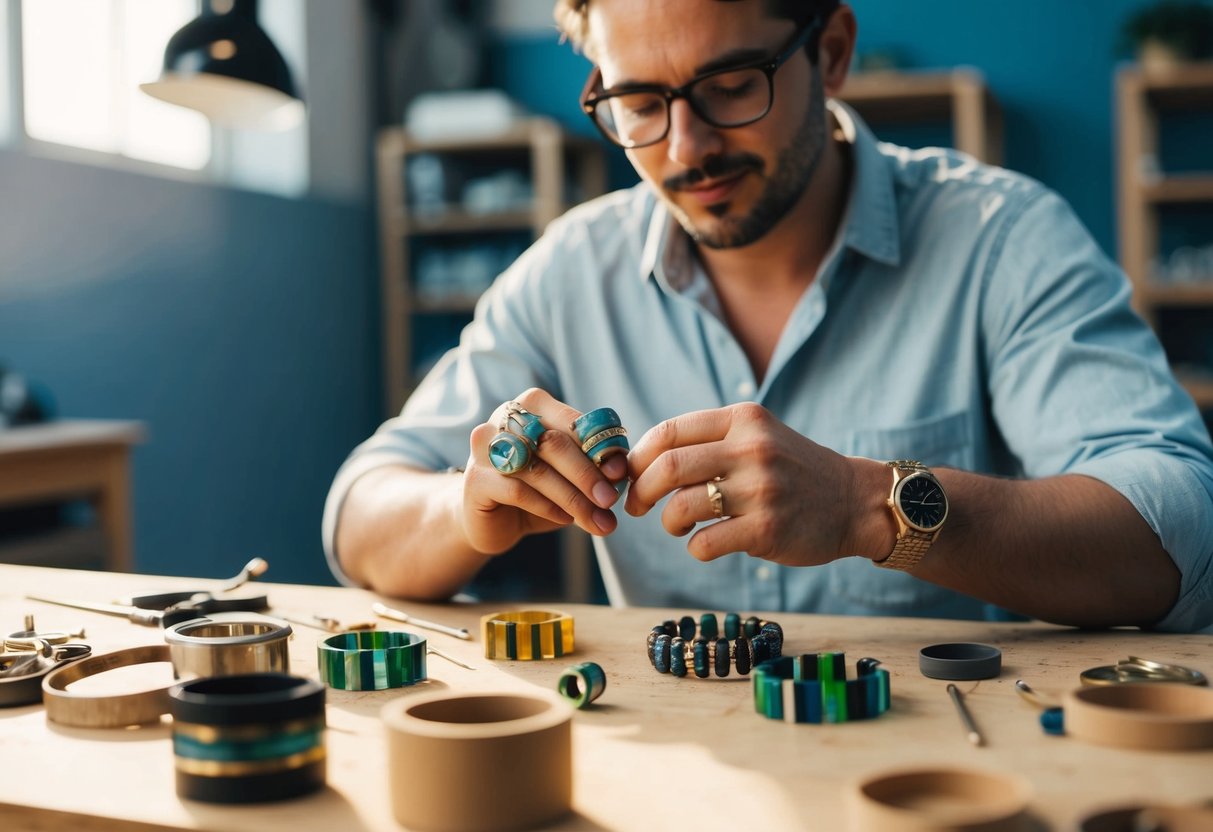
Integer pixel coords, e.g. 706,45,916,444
588,0,827,249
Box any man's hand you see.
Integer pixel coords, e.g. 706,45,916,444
462,388,628,555
625,403,868,565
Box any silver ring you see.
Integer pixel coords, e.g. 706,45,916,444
164,612,292,681
706,477,725,519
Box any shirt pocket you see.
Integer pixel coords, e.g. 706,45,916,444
829,410,974,613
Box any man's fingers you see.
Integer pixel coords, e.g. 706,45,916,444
627,408,731,478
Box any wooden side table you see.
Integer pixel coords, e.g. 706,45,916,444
0,420,145,571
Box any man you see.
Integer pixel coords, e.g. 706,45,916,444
324,0,1213,631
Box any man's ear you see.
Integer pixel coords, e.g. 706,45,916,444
817,5,857,98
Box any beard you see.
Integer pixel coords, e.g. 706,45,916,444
661,71,827,250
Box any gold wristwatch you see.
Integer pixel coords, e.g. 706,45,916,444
875,460,948,571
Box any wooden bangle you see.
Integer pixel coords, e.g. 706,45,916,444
382,689,573,832
481,610,574,660
42,644,173,728
1063,682,1213,751
849,766,1031,831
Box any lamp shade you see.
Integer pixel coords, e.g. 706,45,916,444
140,0,303,131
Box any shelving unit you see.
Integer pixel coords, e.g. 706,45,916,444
838,68,1003,164
374,117,606,602
1116,62,1213,412
375,117,606,415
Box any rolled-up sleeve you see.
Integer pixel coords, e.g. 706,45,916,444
981,190,1213,632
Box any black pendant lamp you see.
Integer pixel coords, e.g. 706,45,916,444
140,0,304,131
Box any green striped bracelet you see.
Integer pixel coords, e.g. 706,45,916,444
481,610,574,660
317,631,427,690
753,653,890,723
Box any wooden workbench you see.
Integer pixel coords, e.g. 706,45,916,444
0,420,145,571
1,564,1210,830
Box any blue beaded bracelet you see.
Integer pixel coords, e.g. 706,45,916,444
647,613,783,678
752,653,890,723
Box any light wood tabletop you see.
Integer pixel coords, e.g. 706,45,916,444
0,564,1210,831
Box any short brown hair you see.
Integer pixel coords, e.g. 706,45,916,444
553,0,841,62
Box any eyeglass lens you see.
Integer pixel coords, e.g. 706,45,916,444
595,67,771,148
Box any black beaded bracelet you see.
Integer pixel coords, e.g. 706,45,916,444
647,613,783,678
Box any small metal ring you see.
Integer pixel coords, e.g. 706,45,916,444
706,477,725,519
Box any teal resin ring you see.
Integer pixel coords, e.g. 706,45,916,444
557,661,606,708
488,404,547,476
572,407,629,466
317,631,427,690
753,653,890,724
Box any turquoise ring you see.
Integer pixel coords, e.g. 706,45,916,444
489,404,547,476
558,661,606,708
489,431,534,475
572,407,629,465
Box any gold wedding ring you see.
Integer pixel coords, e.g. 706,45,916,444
706,477,725,519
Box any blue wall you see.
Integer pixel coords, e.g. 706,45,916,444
0,151,379,584
0,1,1201,586
488,0,1161,258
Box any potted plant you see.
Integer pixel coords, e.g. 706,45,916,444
1120,0,1213,70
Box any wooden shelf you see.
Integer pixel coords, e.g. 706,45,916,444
376,117,606,417
1177,372,1213,410
1117,63,1213,350
1136,60,1213,109
1141,174,1213,204
398,209,536,236
1139,281,1213,306
837,68,1002,164
412,295,481,314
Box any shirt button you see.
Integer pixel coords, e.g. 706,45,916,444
737,381,755,397
755,565,772,581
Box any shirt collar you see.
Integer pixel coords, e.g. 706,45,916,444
638,99,902,285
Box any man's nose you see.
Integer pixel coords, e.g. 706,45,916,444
666,98,723,168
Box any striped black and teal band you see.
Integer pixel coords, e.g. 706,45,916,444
481,610,574,660
648,612,783,678
168,672,326,803
317,630,427,690
557,661,606,708
753,654,890,723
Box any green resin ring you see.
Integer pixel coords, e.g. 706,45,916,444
489,403,547,475
572,407,629,466
317,630,427,690
753,653,890,723
557,662,606,708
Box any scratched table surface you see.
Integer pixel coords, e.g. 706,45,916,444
1,564,1210,831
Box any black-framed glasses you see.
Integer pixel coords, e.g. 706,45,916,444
580,19,822,149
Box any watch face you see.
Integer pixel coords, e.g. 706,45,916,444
896,473,948,531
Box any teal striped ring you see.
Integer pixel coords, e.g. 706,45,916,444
572,407,629,465
753,653,890,724
317,631,427,690
557,662,606,708
488,405,547,475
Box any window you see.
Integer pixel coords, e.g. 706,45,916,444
21,0,210,170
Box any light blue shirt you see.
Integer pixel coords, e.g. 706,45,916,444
324,103,1213,632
